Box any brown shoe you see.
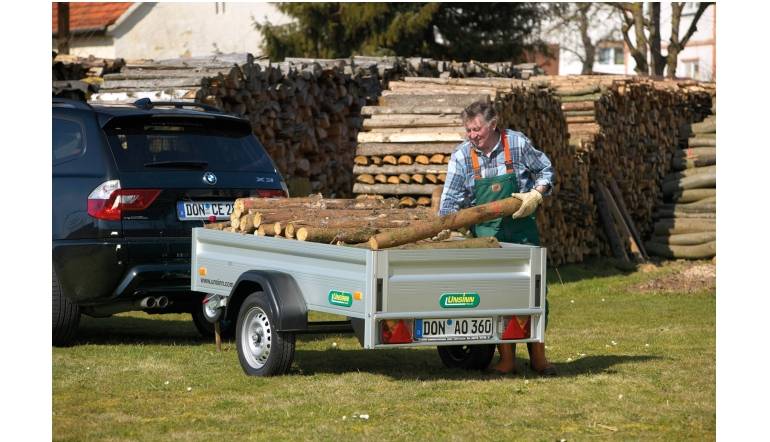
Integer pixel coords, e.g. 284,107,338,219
527,342,558,376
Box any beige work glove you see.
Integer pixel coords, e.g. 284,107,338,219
511,189,543,219
431,229,452,241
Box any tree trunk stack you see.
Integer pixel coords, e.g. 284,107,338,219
647,86,716,260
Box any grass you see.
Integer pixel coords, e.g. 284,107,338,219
52,259,715,441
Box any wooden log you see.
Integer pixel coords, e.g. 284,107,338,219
296,226,379,244
398,155,414,165
203,221,231,230
357,130,464,143
356,142,457,156
412,173,425,184
377,93,490,108
353,183,442,195
429,153,446,164
398,173,412,184
375,174,388,183
653,218,716,236
361,106,466,115
399,196,417,207
353,164,447,175
666,188,716,203
596,183,644,261
394,237,501,250
645,240,716,259
414,154,430,165
363,115,464,128
648,231,716,246
367,195,524,250
662,172,716,197
691,118,716,134
594,186,630,262
688,136,716,147
417,196,432,206
356,174,375,184
383,155,398,165
354,155,369,165
662,165,716,183
607,178,648,259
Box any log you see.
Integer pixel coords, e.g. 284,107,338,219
352,183,442,195
383,155,398,165
607,178,648,259
594,186,630,262
645,240,716,259
394,237,501,249
691,118,716,134
398,155,414,165
688,136,716,147
361,106,466,115
296,226,380,244
662,172,716,197
648,231,716,246
667,189,716,203
356,174,375,184
415,154,430,165
653,218,716,235
356,142,457,156
596,183,644,261
378,93,490,108
367,195,524,250
357,130,464,143
203,221,231,230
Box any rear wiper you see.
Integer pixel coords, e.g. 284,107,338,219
143,160,209,169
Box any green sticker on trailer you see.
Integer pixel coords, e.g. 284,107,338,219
439,292,480,308
328,290,353,307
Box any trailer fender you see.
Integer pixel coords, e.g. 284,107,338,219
225,271,307,331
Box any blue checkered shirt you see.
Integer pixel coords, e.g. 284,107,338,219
439,129,554,215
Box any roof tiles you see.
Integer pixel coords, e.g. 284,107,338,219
52,2,133,33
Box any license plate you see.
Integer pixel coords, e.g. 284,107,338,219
415,317,493,341
177,201,234,221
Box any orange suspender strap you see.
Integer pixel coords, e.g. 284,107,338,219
470,130,513,179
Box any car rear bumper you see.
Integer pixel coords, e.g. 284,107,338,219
53,237,193,305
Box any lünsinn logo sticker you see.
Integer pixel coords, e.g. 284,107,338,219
328,290,353,307
439,292,480,308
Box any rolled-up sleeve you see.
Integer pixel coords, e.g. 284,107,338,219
522,137,554,195
439,148,470,215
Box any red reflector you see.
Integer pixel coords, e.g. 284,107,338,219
253,189,287,198
381,320,413,344
501,316,531,340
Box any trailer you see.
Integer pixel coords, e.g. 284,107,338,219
191,227,547,376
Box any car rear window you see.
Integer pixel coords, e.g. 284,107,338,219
103,116,276,172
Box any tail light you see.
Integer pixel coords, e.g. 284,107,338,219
87,180,161,221
500,316,531,340
251,186,288,198
380,319,414,344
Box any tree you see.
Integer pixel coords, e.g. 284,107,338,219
256,3,547,62
614,2,714,78
545,3,620,74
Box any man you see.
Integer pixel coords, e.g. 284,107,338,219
439,100,556,376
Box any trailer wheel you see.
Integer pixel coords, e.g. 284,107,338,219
192,297,234,339
437,344,495,370
236,291,295,376
52,269,80,347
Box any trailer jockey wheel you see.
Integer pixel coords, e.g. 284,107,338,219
437,344,496,370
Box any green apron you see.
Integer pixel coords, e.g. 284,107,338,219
469,131,548,327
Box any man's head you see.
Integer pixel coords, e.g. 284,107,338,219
461,101,498,152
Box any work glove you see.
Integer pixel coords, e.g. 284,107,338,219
511,189,543,219
431,229,452,241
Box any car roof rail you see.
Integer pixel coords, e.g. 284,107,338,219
132,98,222,113
53,98,93,110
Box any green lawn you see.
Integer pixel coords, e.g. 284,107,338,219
52,259,715,441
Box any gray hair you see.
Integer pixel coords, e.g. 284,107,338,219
460,100,497,125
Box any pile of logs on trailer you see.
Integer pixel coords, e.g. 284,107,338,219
85,53,715,264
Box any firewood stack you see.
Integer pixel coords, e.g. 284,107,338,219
647,84,716,260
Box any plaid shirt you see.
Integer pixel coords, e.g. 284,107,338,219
439,129,554,215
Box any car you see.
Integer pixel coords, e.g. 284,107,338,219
52,98,288,346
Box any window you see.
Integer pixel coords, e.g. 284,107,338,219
597,46,624,65
53,118,85,163
683,60,700,79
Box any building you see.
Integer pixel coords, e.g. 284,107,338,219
543,3,716,81
52,2,290,60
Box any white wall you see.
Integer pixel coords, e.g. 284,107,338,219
59,2,291,61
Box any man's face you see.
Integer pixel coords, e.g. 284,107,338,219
464,115,496,151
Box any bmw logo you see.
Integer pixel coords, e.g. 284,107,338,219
202,171,217,185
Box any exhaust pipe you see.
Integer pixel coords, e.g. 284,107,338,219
139,297,156,308
156,296,169,309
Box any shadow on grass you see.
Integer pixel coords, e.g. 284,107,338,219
73,314,207,346
291,347,661,380
548,257,639,285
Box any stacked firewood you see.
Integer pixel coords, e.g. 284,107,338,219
53,52,125,101
647,86,716,260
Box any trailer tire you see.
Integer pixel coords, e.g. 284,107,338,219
236,291,295,376
437,344,495,370
52,269,80,347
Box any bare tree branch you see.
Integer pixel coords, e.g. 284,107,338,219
679,2,714,48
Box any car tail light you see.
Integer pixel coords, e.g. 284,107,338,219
251,188,287,198
380,319,414,344
500,316,531,340
87,180,161,221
